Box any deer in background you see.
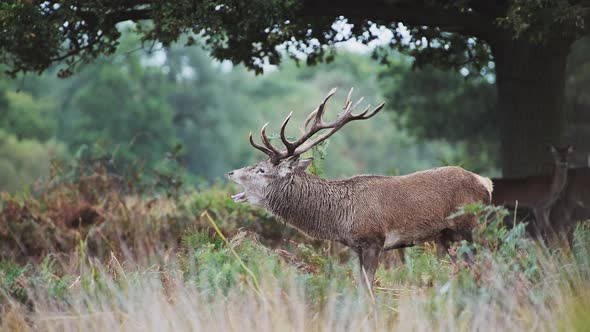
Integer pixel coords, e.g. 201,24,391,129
550,167,590,245
492,145,574,240
227,88,493,289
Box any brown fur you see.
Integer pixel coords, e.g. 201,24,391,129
492,146,572,239
264,166,491,287
550,167,590,244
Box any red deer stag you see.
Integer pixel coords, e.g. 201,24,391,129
227,88,493,288
492,145,573,240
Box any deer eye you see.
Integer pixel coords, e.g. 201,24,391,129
257,169,265,174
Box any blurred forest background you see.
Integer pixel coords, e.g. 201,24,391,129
0,31,589,193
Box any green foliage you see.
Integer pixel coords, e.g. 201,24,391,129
182,232,225,251
0,256,76,307
57,58,178,170
0,0,121,77
308,144,328,178
497,0,589,41
401,245,448,286
35,255,72,298
0,130,67,192
181,231,285,297
0,260,28,304
0,90,56,141
1,1,588,77
161,45,261,178
450,204,547,283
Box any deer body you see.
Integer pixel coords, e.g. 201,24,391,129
266,167,491,250
492,146,572,238
227,88,493,288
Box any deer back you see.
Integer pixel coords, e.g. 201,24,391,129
349,167,490,243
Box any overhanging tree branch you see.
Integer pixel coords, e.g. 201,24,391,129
77,8,152,27
298,0,498,41
104,8,152,24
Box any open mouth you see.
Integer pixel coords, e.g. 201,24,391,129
231,192,246,203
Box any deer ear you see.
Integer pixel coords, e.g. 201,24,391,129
567,145,575,153
547,144,557,153
296,158,313,171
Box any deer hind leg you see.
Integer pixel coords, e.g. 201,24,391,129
435,231,453,258
435,226,464,257
358,243,382,290
437,226,474,263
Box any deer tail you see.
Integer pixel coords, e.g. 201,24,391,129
474,174,493,202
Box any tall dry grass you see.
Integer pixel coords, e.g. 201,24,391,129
1,218,589,331
2,244,589,331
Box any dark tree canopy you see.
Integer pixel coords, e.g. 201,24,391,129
0,1,587,77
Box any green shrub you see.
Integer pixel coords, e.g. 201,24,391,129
0,130,67,193
0,260,28,304
180,231,286,297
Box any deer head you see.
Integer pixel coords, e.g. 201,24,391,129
227,158,312,206
549,144,574,168
227,88,384,206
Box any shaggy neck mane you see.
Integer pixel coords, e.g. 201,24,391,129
265,172,353,241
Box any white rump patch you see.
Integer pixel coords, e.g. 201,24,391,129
474,174,494,198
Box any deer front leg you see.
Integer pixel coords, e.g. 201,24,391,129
533,208,554,242
358,243,382,290
550,202,576,248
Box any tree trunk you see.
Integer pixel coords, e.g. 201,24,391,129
491,38,572,178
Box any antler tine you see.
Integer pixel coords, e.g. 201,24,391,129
249,132,273,156
303,88,338,130
260,122,282,155
280,111,296,153
364,102,385,118
344,87,354,110
352,104,371,118
313,88,337,127
352,102,385,119
303,108,319,130
341,96,364,117
285,89,337,152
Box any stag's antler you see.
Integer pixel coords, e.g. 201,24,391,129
249,88,385,164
